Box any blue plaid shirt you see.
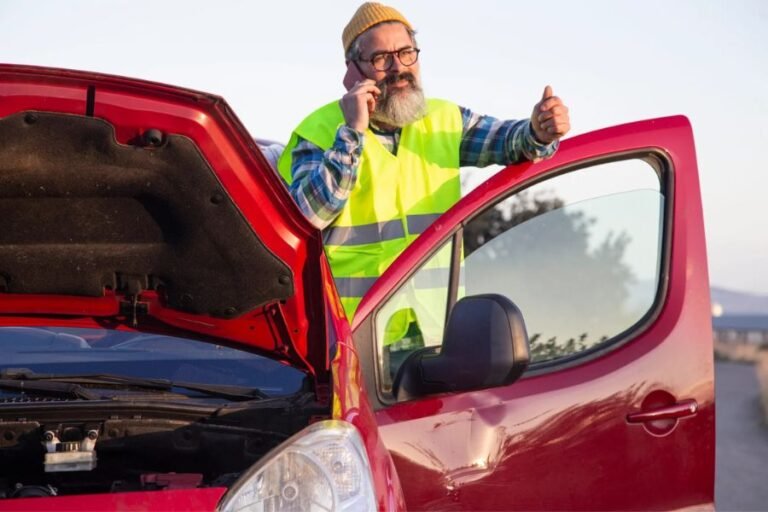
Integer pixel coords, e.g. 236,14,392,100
288,105,558,229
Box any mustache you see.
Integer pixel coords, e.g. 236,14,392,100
377,72,418,90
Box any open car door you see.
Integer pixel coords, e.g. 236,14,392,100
351,116,714,510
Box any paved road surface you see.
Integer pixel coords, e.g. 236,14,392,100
715,361,768,511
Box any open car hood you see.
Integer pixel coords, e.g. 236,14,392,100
0,64,328,376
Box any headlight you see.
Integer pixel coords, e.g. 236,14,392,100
218,420,377,512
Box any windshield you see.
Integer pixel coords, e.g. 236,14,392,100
0,327,306,397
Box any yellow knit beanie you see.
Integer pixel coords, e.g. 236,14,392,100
342,2,413,53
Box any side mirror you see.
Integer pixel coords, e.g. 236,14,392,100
392,294,530,402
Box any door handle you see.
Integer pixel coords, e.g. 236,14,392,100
626,399,698,423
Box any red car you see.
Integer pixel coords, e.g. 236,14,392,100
0,65,714,511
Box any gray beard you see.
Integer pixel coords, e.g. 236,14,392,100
371,80,427,128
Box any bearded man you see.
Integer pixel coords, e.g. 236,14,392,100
278,2,571,319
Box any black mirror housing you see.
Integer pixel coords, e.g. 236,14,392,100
393,294,530,401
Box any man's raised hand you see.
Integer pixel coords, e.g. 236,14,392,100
531,85,570,144
340,79,380,133
341,62,380,133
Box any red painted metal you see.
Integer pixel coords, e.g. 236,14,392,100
361,116,715,510
0,64,326,376
0,488,226,511
323,256,407,511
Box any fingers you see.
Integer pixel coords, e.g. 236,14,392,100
538,96,563,113
539,117,570,136
540,123,569,136
541,85,553,101
341,79,381,132
537,104,569,122
532,85,570,142
349,80,380,115
349,79,381,96
350,78,377,89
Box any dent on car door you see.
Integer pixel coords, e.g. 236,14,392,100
352,117,714,511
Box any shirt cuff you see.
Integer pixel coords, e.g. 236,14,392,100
523,120,559,161
334,125,365,155
525,120,552,148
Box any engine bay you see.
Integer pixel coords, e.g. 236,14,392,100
0,395,324,499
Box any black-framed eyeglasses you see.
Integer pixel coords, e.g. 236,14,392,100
358,47,421,71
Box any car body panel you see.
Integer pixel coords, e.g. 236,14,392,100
323,256,407,511
0,488,226,511
330,340,407,511
356,117,715,510
0,64,327,376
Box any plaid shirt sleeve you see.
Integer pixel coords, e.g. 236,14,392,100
287,125,364,230
288,106,559,229
459,106,558,167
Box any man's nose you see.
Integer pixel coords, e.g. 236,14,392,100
389,54,407,74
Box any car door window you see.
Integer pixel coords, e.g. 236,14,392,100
374,240,453,394
374,157,665,394
462,158,664,363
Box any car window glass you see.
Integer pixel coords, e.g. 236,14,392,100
461,158,663,363
374,240,453,393
373,158,665,396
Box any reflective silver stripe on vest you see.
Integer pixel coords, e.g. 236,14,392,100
335,268,460,299
325,213,443,246
334,276,379,298
406,213,442,235
324,220,405,246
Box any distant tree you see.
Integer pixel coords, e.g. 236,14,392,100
462,190,636,362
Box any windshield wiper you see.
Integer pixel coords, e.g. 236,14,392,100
0,369,269,401
0,378,101,400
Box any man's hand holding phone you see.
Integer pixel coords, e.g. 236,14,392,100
341,62,380,133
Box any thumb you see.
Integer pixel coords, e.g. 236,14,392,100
541,85,553,101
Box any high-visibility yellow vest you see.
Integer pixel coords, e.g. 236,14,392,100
278,98,462,321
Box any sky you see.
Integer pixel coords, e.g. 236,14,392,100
1,0,766,294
